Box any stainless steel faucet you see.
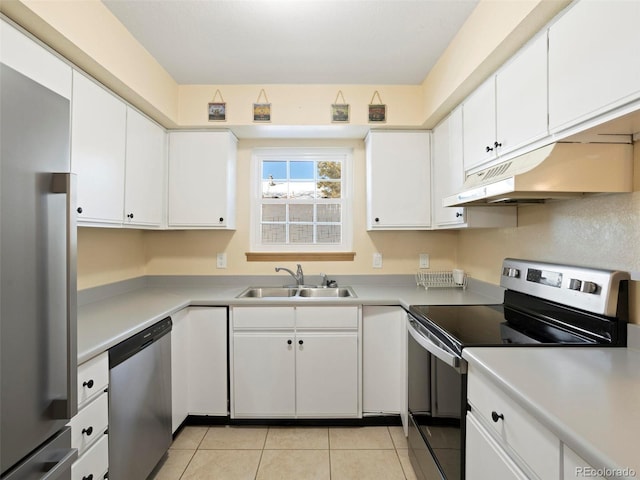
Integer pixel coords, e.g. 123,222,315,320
275,264,304,286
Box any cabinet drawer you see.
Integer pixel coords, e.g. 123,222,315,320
72,434,108,480
296,306,358,329
69,392,108,455
77,352,108,407
467,368,559,479
232,307,295,329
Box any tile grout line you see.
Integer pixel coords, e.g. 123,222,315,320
176,425,210,480
328,427,332,480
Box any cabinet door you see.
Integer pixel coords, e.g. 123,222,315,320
170,309,189,433
362,306,405,415
71,71,126,225
168,131,237,228
188,307,228,416
366,131,431,230
549,0,640,131
433,107,465,226
124,107,165,228
463,77,496,171
496,33,548,154
466,413,528,480
232,332,295,417
295,332,359,417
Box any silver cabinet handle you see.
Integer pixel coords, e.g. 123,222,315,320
51,173,78,419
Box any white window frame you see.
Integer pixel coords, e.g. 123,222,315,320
250,147,353,252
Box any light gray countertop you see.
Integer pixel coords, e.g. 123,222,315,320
463,347,640,480
77,277,502,364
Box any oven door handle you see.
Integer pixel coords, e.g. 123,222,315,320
408,317,465,373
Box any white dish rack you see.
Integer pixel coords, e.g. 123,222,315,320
416,270,467,290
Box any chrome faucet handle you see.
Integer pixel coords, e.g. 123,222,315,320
320,272,328,287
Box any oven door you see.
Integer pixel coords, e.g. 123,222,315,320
407,314,466,480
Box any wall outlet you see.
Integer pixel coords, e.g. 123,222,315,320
373,253,383,269
419,253,430,269
216,253,227,269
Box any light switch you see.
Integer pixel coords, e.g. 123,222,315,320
373,253,383,269
419,254,430,269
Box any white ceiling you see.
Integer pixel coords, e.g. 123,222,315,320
102,0,479,85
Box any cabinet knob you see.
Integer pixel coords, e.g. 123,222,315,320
491,411,504,423
219,217,224,223
127,213,134,219
485,146,494,153
455,212,463,218
82,475,94,480
287,339,292,345
298,340,304,345
494,141,502,149
82,379,94,389
77,207,83,214
82,426,94,436
374,217,380,223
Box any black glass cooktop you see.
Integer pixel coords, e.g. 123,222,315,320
408,299,615,356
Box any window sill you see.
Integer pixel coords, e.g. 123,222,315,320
245,252,356,262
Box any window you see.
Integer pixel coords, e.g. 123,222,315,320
251,148,353,252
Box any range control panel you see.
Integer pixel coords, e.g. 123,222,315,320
500,259,629,316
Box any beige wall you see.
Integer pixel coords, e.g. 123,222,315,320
77,228,146,290
0,0,180,126
178,85,424,128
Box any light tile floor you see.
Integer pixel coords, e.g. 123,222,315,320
150,425,418,480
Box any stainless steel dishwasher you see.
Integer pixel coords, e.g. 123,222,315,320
109,317,172,480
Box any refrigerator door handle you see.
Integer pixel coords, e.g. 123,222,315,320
51,173,78,419
41,448,78,480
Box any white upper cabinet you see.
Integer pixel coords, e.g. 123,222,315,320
168,131,237,229
462,77,497,171
72,71,127,226
124,107,166,228
496,33,548,154
365,130,431,230
464,33,548,172
0,20,71,100
433,107,465,226
433,108,517,229
549,0,640,132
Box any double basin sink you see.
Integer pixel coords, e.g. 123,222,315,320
236,286,357,299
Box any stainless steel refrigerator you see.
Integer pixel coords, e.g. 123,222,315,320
1,60,78,479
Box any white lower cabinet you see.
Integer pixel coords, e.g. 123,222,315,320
466,412,528,480
171,308,189,432
70,351,109,480
466,363,559,479
231,306,360,418
170,307,228,432
362,307,406,424
296,332,358,417
71,435,108,480
233,332,296,417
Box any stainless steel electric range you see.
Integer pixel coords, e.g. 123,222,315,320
406,258,630,480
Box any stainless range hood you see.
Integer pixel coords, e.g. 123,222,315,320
443,142,633,207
